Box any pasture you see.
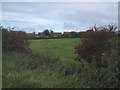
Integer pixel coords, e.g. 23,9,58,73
2,38,118,88
29,38,80,61
3,38,81,88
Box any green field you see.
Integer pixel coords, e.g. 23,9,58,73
3,38,82,88
30,38,80,61
2,38,118,88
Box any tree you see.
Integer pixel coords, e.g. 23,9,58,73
49,29,54,38
50,29,53,33
38,32,41,36
42,29,49,36
70,31,79,38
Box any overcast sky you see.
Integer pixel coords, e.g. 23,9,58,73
2,2,118,33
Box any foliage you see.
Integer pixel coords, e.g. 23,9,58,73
3,51,119,88
2,24,119,88
70,31,79,38
2,26,30,52
42,29,49,36
63,32,80,38
75,24,118,67
27,52,60,70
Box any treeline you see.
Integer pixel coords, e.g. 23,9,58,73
1,24,119,53
28,29,80,39
1,26,31,52
27,28,120,39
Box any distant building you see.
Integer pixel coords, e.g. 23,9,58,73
39,34,45,38
35,35,40,38
63,32,71,37
53,32,62,37
63,32,70,35
26,32,35,38
86,29,94,32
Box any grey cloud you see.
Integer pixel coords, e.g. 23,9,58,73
2,2,118,31
63,22,76,29
60,2,117,25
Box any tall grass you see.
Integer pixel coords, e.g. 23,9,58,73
3,51,119,88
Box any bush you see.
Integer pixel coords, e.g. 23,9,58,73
74,59,119,88
75,24,118,67
2,26,31,52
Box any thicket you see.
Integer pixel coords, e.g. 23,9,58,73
1,26,30,52
75,24,118,68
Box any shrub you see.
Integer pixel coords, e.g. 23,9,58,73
75,24,118,67
2,26,31,52
74,59,119,88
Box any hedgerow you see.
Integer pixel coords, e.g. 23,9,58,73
1,26,31,52
75,24,118,68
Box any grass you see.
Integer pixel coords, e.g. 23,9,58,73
2,38,119,88
2,52,81,88
29,38,80,61
2,38,81,88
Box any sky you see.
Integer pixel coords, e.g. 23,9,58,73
1,2,118,33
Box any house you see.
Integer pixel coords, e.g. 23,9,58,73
39,33,46,38
86,29,94,32
53,32,62,37
63,32,71,37
26,33,35,38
